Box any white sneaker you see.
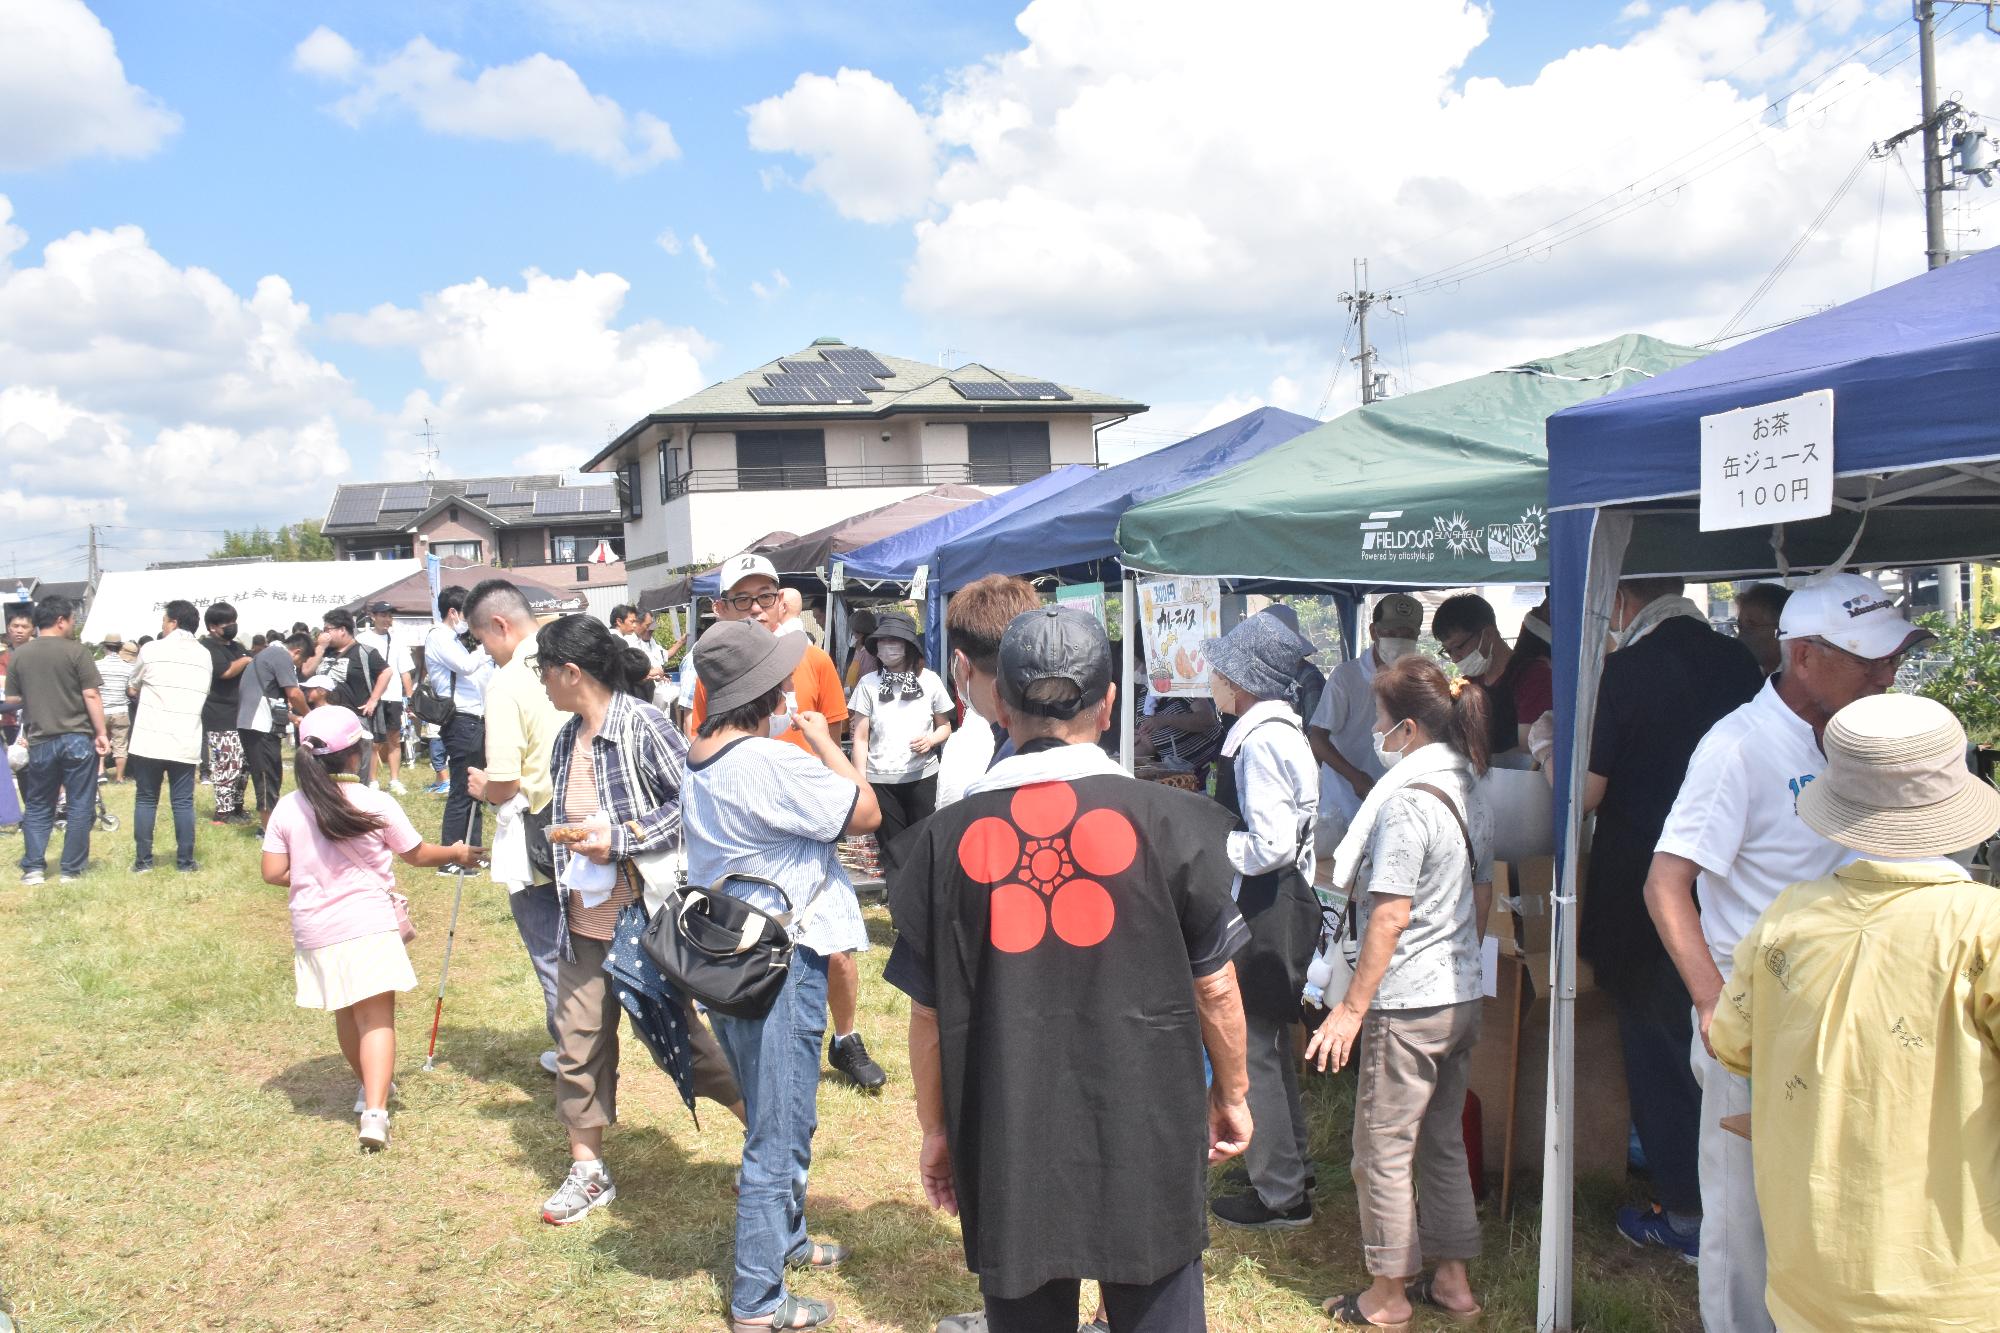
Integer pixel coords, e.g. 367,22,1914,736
388,779,408,795
367,780,382,791
358,1109,390,1152
354,1080,399,1114
539,1049,560,1075
541,1160,614,1224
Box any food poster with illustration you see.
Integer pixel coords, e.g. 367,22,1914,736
1137,576,1222,698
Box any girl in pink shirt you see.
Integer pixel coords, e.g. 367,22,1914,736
261,707,478,1151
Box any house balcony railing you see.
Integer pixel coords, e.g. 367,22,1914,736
664,461,1057,499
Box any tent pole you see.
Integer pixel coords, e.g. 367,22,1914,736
1120,571,1137,774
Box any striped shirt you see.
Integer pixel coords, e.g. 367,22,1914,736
560,745,637,942
128,630,212,765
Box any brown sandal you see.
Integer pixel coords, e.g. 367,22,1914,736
1322,1292,1410,1329
1407,1275,1482,1322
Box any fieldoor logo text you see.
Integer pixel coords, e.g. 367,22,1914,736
1359,510,1436,562
1359,506,1546,564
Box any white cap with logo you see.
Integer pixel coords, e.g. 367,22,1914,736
717,553,779,593
1777,572,1932,660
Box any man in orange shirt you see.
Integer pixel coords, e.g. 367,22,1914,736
688,554,885,1090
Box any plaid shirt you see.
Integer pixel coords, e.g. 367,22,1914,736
548,691,689,890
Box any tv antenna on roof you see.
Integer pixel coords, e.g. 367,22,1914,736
415,417,443,480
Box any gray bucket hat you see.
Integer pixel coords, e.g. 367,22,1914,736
1204,613,1313,702
695,620,807,714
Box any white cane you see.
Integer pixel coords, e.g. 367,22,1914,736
422,871,467,1071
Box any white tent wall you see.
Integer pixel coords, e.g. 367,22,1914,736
580,583,630,625
82,560,423,644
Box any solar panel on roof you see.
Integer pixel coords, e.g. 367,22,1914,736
764,371,831,389
1008,381,1073,400
820,347,893,377
379,483,432,510
484,488,531,507
533,489,587,516
776,360,828,375
328,491,383,526
576,488,617,513
951,380,1023,400
750,386,820,406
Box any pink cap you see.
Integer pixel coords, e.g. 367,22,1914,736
298,705,366,754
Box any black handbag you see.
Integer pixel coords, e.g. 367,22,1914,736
640,873,795,1020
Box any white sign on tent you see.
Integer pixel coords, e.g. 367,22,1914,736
1698,389,1834,531
82,560,424,643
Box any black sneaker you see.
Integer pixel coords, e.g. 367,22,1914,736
131,862,154,875
1210,1190,1313,1230
828,1033,887,1089
1216,1160,1318,1195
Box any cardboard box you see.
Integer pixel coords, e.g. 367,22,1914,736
1466,953,1629,1190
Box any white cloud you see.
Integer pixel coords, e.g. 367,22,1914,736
750,268,791,300
0,200,360,563
294,29,679,174
328,267,711,472
1620,1,1652,20
690,234,717,271
0,0,180,170
746,68,936,222
656,227,683,255
748,0,1996,407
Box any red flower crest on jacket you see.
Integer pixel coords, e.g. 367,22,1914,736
957,781,1138,953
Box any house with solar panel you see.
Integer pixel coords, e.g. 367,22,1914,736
581,337,1146,603
320,475,630,599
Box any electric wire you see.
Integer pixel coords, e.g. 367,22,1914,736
1713,147,1874,342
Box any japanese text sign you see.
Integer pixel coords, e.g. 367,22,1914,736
1136,576,1220,698
1699,389,1834,532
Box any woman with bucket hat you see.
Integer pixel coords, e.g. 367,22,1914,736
1710,692,2000,1332
846,609,954,874
684,619,881,1332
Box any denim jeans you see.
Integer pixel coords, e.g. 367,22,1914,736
1612,954,1703,1217
441,712,485,847
711,946,830,1321
19,733,99,876
507,882,563,1043
132,756,198,870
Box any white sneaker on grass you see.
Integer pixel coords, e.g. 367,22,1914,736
542,1160,615,1225
358,1109,390,1152
354,1081,399,1114
539,1050,559,1075
388,779,408,795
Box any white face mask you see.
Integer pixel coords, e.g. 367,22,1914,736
1372,720,1411,770
1456,630,1491,679
876,641,909,670
768,690,797,737
1375,636,1416,665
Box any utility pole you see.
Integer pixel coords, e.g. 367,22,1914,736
1339,259,1391,404
87,524,99,587
1917,1,1951,270
416,417,442,480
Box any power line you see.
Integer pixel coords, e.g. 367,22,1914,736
1713,147,1874,342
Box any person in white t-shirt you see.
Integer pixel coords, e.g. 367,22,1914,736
1644,572,1930,1333
355,604,411,795
1307,593,1424,856
847,609,953,874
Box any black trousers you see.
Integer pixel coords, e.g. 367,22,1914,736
871,774,936,874
1610,953,1703,1216
982,1256,1206,1333
441,711,485,848
240,728,284,813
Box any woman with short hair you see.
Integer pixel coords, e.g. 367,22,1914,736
684,620,881,1331
1309,655,1495,1327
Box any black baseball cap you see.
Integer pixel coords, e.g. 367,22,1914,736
998,606,1113,719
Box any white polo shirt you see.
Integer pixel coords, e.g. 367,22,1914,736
1309,647,1386,826
1654,675,1846,976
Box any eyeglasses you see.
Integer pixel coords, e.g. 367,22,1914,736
1807,637,1904,678
531,659,570,682
724,591,782,612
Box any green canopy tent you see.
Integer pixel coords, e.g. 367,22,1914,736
1117,335,1705,592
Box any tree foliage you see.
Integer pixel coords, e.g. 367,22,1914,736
210,521,335,563
1911,595,2000,747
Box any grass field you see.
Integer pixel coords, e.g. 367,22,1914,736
0,780,1697,1331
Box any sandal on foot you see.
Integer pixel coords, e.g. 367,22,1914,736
785,1240,851,1270
1406,1275,1482,1322
732,1293,836,1331
1322,1292,1409,1329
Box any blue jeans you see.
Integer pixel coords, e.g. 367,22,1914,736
132,757,197,870
507,882,563,1043
19,734,99,876
710,947,830,1321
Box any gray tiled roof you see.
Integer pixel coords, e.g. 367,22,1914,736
322,474,616,533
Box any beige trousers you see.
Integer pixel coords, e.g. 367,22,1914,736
554,932,741,1130
1350,999,1483,1278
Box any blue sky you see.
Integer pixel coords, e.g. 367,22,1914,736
3,0,1995,574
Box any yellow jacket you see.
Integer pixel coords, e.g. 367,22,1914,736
1711,858,2000,1331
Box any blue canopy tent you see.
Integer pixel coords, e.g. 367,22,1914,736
924,406,1320,761
1538,247,2000,1330
841,465,1098,589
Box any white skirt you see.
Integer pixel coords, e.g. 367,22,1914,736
294,930,417,1011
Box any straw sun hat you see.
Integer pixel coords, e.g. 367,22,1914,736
1798,694,2000,859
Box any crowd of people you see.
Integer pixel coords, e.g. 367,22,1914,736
4,557,1996,1332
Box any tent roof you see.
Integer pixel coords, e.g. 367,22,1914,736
343,563,586,617
692,484,991,595
934,406,1321,591
1118,336,1703,588
1549,247,2000,513
840,465,1098,586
